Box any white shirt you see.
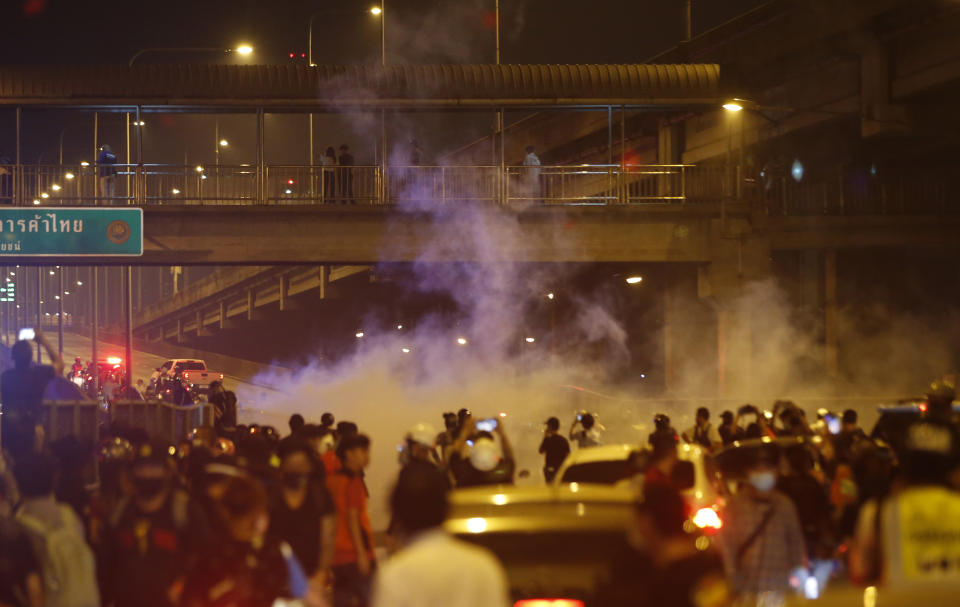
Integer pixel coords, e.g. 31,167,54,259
373,529,510,607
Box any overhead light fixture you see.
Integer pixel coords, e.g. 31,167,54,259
625,276,643,285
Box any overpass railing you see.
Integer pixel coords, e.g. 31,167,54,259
0,163,695,206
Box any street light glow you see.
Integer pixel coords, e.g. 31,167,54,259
51,184,61,191
64,172,75,180
625,276,644,285
32,199,40,205
370,6,382,15
219,139,229,147
525,337,536,343
723,101,744,112
546,292,555,300
171,188,181,195
355,331,365,338
80,161,89,167
457,337,468,346
195,165,204,173
40,193,49,199
76,281,83,286
401,347,411,354
235,44,254,55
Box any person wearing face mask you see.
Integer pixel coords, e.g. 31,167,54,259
447,417,516,488
268,438,337,596
718,445,805,604
182,475,306,607
98,442,211,607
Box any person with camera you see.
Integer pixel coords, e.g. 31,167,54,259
446,416,515,488
569,412,601,449
1,331,63,461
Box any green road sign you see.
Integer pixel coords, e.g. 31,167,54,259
0,208,142,256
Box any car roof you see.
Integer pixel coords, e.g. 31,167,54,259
562,442,705,466
450,483,636,507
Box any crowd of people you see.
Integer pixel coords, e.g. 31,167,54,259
3,329,960,606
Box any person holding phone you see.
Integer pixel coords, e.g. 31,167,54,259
569,412,601,449
1,329,63,460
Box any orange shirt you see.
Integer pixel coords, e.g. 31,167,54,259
322,450,342,476
326,469,375,565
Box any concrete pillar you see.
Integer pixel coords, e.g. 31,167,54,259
279,275,289,312
662,266,716,395
246,290,255,321
699,220,772,399
824,249,839,379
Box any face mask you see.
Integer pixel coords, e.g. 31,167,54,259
133,476,168,499
748,470,777,492
281,473,310,490
470,439,501,472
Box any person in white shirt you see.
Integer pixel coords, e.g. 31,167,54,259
681,407,723,452
522,145,542,201
373,464,510,607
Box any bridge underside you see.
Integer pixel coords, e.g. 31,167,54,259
11,205,955,266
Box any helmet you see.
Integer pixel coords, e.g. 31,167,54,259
469,438,501,472
406,423,437,448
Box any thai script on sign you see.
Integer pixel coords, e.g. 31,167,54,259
0,214,83,234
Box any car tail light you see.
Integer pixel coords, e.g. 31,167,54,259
514,601,584,607
693,506,722,530
919,402,928,413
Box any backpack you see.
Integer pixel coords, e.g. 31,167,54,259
17,504,100,607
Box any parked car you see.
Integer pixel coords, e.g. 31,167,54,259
552,442,720,528
446,484,637,606
149,359,223,404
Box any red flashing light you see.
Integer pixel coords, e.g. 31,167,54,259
692,507,723,530
287,179,295,185
919,402,929,413
514,601,585,607
289,52,295,58
300,53,306,58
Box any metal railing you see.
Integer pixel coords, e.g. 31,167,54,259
0,163,695,207
3,163,950,214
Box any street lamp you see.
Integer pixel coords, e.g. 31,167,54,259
625,276,643,285
219,139,229,148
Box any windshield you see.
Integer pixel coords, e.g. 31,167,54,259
561,460,632,484
176,362,206,371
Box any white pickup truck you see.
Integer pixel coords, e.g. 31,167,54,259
151,359,224,401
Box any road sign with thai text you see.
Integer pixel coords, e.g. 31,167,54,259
0,208,142,256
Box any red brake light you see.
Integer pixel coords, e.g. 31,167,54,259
515,601,585,607
693,507,723,530
919,402,929,413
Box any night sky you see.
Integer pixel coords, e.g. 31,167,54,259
0,0,765,65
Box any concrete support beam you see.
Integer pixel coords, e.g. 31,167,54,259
196,310,213,337
176,318,183,344
824,249,838,379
